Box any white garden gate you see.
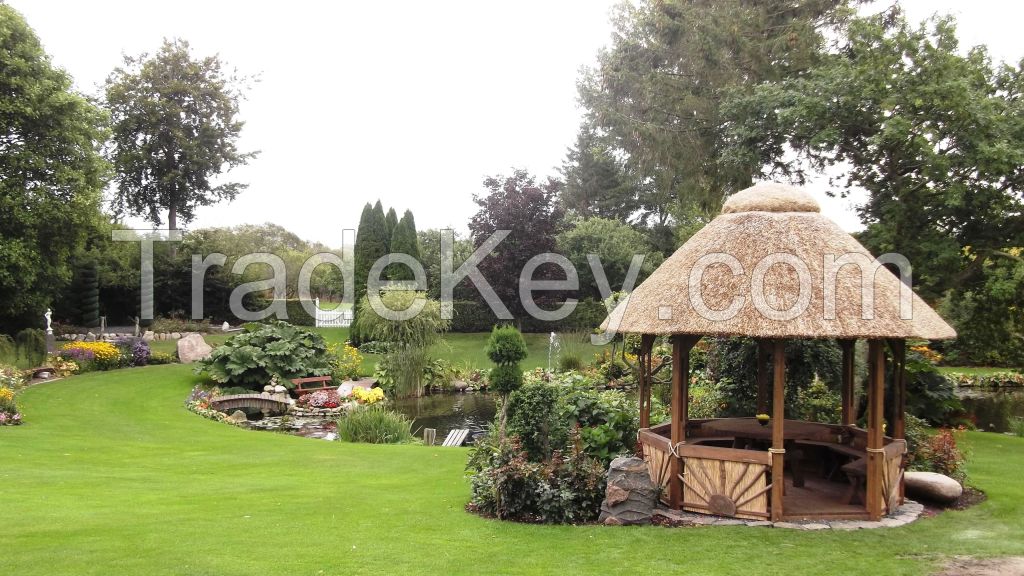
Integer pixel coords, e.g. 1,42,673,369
314,307,352,328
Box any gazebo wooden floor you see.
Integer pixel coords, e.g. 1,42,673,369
782,474,866,519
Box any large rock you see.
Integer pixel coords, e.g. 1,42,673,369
905,471,963,504
176,333,213,363
226,410,248,424
142,330,155,342
598,456,658,525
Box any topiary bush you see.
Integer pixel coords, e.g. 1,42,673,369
197,321,332,389
506,381,567,461
486,325,528,435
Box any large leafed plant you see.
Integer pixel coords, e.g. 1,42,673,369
197,321,332,389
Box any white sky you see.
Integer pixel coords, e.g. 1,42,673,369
9,0,1023,248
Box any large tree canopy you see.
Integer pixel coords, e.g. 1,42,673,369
104,39,256,230
578,0,852,242
0,6,109,331
722,11,1024,364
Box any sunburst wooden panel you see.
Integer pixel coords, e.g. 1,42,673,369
881,440,907,514
681,457,770,520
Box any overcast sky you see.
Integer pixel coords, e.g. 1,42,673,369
9,0,1023,248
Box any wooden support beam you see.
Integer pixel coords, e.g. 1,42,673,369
669,334,700,509
770,339,786,522
839,339,856,426
638,334,655,429
866,340,886,521
756,340,770,415
888,339,907,440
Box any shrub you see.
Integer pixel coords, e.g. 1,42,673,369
506,382,567,460
149,351,176,365
354,291,449,397
131,340,151,366
560,386,642,465
151,317,213,333
485,325,528,365
197,321,332,389
356,340,391,355
336,405,415,443
489,363,523,397
1010,417,1024,438
15,329,47,368
0,364,26,389
904,346,964,426
558,353,583,372
688,371,729,419
911,428,968,483
706,337,842,417
467,435,606,523
793,377,842,423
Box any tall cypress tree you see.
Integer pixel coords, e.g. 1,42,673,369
384,207,398,249
351,201,390,345
388,212,421,281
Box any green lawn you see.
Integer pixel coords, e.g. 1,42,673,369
938,366,1022,376
2,366,1023,575
150,328,608,375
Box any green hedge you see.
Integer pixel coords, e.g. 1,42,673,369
449,300,607,333
240,298,316,327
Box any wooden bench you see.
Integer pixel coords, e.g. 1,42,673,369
290,376,335,396
840,457,867,505
442,429,470,447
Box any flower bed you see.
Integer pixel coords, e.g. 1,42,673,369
0,366,25,425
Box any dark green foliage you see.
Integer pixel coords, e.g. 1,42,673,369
722,12,1024,365
387,211,421,281
901,348,964,427
579,0,850,235
559,386,642,465
467,435,607,524
14,329,46,368
76,261,100,328
559,123,639,221
706,338,841,417
488,362,523,397
197,321,332,389
558,354,583,372
0,6,109,332
352,202,390,345
0,335,16,366
336,405,415,444
447,300,608,333
506,382,567,461
104,38,255,230
485,325,528,365
793,379,841,424
384,208,398,246
555,217,663,301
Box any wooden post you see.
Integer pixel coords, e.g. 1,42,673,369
888,339,907,440
839,339,856,426
638,334,655,429
756,340,770,415
669,335,699,509
770,339,786,522
866,340,886,520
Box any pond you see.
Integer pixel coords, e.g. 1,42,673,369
956,387,1024,433
392,392,497,442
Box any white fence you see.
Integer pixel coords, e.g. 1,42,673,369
315,307,353,328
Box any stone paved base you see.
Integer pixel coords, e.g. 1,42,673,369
654,500,924,530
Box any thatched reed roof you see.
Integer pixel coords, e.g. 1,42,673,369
604,182,956,340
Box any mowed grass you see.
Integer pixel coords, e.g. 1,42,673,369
938,366,1022,376
2,366,1024,575
150,328,607,375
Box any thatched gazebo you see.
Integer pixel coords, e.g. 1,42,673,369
605,182,955,522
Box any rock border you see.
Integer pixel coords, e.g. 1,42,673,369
654,500,924,530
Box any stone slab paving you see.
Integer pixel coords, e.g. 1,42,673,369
654,500,924,530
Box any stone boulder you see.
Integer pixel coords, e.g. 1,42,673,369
176,333,213,363
226,410,248,424
598,456,658,525
905,471,963,504
142,331,155,342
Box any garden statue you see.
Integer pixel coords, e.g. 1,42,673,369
222,321,231,332
315,297,320,309
44,308,53,335
133,316,140,337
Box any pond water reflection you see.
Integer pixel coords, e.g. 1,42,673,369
392,392,497,442
957,387,1024,433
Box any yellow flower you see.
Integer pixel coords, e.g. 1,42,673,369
0,387,14,403
352,386,385,405
61,341,120,361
